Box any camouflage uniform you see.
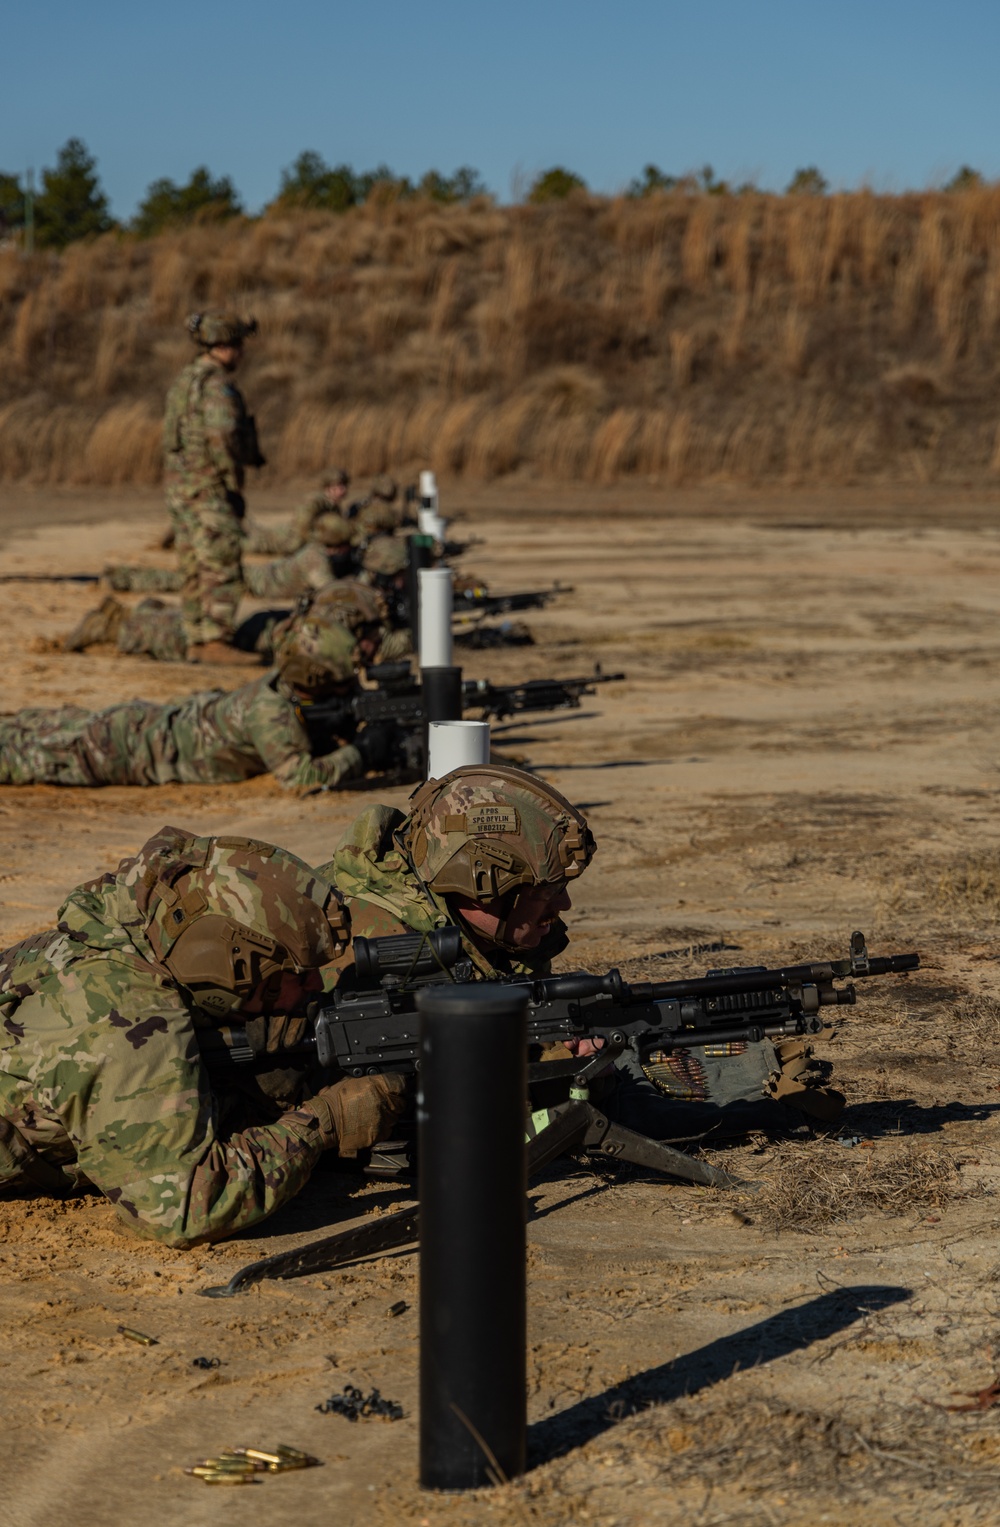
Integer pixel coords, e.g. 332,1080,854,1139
244,517,357,599
321,769,843,1134
163,321,262,647
105,565,184,594
244,469,350,556
0,668,365,794
0,828,356,1246
358,537,415,661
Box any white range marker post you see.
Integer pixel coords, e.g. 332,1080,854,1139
418,566,463,772
427,720,491,777
418,469,441,538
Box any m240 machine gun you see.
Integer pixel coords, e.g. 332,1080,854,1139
200,930,918,1296
300,662,624,773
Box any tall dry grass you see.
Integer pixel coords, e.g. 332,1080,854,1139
3,188,1000,486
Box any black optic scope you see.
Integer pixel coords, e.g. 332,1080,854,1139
353,929,465,987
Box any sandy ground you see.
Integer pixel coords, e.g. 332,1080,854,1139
3,481,1000,1525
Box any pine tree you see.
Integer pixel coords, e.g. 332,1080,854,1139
35,139,114,247
133,167,242,236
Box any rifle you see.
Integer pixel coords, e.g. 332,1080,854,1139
299,663,624,762
453,583,572,620
464,668,624,721
307,928,918,1079
0,572,101,584
199,929,919,1294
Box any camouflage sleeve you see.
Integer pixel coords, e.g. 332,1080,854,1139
244,684,364,794
290,493,328,545
200,370,244,493
12,959,326,1247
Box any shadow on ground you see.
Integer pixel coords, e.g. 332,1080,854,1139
528,1283,912,1465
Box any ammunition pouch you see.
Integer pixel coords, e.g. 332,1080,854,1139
232,415,266,470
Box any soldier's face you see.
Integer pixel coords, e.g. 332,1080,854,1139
325,483,347,505
457,883,572,950
210,342,243,371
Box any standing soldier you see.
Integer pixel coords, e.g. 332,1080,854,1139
163,311,265,664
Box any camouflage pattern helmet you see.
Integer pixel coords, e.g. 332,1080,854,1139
371,474,398,502
322,467,350,489
305,580,388,635
313,511,355,549
187,310,258,347
357,501,399,537
273,616,358,696
139,826,349,1020
363,535,409,579
403,765,596,907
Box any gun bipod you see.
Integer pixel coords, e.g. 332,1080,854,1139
199,1101,749,1297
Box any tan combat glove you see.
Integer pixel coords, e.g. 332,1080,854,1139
301,1074,407,1156
769,1036,845,1123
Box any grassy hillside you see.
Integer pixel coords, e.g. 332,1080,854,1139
2,189,1000,488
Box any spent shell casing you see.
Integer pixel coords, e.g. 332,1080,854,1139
276,1445,314,1461
188,1464,257,1477
239,1448,285,1464
116,1324,157,1346
201,1473,259,1486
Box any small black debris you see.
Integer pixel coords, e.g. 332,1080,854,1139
388,1300,408,1318
191,1356,222,1370
316,1384,403,1422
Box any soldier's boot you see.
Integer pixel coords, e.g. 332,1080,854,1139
186,639,261,666
61,596,127,652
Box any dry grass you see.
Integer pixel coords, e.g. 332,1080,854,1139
5,187,1000,485
607,1391,1000,1509
732,1139,961,1231
936,851,1000,917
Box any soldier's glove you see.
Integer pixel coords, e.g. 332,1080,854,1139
225,490,247,521
769,1036,845,1124
302,1074,408,1156
355,720,400,773
245,1014,310,1056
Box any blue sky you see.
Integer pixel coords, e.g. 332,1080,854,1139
3,0,999,216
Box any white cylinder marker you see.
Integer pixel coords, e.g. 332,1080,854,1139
418,567,454,668
428,720,491,777
419,469,439,509
421,511,447,544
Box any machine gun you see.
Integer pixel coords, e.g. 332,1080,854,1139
299,662,624,766
199,929,919,1295
306,929,918,1079
463,668,624,721
453,583,572,621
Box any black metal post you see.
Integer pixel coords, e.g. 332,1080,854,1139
417,984,528,1491
420,666,463,723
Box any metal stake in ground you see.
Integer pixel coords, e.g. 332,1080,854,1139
417,983,528,1491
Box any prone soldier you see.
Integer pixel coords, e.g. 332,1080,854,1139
2,605,397,793
0,829,404,1245
320,766,844,1137
106,474,355,593
162,310,264,665
243,468,352,557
